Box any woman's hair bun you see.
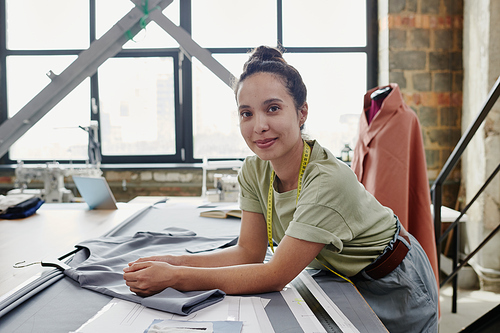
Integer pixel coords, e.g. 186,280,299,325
247,45,286,64
236,45,306,112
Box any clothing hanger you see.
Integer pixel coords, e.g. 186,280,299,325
13,258,71,271
370,86,392,101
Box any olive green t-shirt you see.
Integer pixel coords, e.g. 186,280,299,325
238,140,397,277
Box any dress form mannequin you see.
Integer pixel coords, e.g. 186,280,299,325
366,86,392,124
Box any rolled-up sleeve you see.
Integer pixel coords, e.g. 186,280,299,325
238,158,265,214
287,203,353,252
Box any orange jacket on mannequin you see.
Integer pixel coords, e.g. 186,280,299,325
351,84,439,288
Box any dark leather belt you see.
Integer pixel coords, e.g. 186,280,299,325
353,227,411,281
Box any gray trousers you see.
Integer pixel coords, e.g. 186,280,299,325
355,234,439,333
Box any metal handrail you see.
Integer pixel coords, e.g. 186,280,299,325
431,75,500,313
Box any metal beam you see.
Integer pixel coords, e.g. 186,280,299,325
0,0,237,159
149,10,236,88
0,0,173,159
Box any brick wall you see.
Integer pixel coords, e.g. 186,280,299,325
383,0,464,207
0,167,237,202
102,169,204,202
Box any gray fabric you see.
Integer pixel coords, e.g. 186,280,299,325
0,277,112,333
0,268,64,319
64,228,238,315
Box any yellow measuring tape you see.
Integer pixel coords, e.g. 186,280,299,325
266,140,310,252
266,140,353,284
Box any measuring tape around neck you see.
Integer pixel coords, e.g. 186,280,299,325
266,140,310,253
265,140,353,284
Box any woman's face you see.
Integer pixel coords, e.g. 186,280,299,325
237,72,307,163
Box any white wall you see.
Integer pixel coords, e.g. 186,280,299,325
463,0,500,291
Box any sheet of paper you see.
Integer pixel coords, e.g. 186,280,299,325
145,319,214,332
72,295,273,333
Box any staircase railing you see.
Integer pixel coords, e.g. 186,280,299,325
431,75,500,313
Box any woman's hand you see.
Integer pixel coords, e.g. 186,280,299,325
127,254,180,267
123,261,178,297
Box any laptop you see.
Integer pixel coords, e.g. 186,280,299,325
72,176,118,210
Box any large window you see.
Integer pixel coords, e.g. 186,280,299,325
0,0,376,164
98,57,177,156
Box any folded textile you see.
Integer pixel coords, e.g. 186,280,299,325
64,229,238,315
0,197,44,219
0,194,35,213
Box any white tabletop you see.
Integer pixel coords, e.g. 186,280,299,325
0,201,149,298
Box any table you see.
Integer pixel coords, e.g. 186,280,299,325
0,201,151,298
0,197,386,333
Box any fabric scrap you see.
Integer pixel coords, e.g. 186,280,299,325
64,229,238,315
0,197,44,219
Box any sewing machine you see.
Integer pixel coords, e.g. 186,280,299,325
201,159,242,203
7,120,103,203
9,162,102,203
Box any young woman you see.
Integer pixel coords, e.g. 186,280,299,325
123,46,438,332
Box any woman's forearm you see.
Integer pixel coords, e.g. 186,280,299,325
175,236,324,294
175,262,285,294
175,243,266,268
124,236,324,297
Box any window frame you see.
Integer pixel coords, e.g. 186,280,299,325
0,0,378,165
